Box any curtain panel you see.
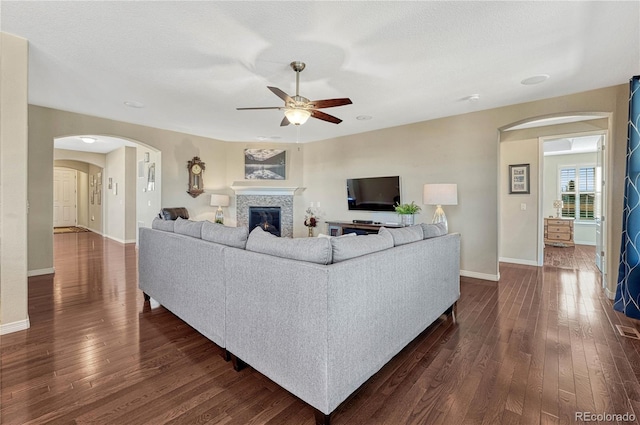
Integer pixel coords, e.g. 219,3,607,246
614,75,640,318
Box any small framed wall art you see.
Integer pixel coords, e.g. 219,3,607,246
509,164,530,194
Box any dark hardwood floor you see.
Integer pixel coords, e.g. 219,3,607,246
2,234,640,424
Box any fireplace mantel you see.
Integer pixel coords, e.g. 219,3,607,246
230,185,305,196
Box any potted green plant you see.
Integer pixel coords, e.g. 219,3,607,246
394,201,421,226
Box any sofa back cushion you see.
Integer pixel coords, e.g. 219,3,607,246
174,217,203,238
386,225,424,246
151,217,175,232
330,227,394,263
246,227,332,265
201,221,249,249
420,222,448,239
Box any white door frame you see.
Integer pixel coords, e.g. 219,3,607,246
537,130,608,272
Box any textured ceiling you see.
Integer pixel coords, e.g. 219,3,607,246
2,1,639,144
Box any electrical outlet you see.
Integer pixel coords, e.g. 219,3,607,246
520,203,526,211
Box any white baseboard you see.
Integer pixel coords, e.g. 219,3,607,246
574,240,596,246
604,286,616,300
499,257,539,267
460,269,500,282
0,317,30,335
104,234,136,244
28,267,55,277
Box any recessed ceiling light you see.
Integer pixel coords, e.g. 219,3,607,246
80,136,96,144
256,136,283,141
124,100,145,108
463,94,480,102
356,115,373,121
521,74,550,85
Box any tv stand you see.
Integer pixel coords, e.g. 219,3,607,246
325,220,403,236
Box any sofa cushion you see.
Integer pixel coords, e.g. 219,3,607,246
151,217,175,232
174,217,203,238
420,222,448,239
201,221,249,249
246,227,332,265
330,227,394,263
386,225,424,246
159,207,189,220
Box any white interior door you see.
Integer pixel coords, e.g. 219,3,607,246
54,168,77,227
595,135,606,279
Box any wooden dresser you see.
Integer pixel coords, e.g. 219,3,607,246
544,217,575,247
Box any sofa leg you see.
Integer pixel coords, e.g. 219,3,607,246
221,349,231,362
313,408,331,425
444,302,457,324
143,292,150,302
231,354,247,372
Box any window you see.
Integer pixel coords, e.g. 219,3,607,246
560,166,595,220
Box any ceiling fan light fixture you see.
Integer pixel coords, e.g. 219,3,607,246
284,108,311,125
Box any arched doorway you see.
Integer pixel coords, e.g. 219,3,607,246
498,112,612,296
54,135,161,245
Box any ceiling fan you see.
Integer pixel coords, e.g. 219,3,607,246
237,61,352,126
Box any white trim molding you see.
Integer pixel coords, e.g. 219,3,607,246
28,267,55,277
0,317,30,335
230,184,304,196
604,287,616,300
499,257,539,267
461,269,500,282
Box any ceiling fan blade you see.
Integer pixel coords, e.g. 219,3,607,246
310,110,342,124
310,98,353,109
236,106,283,110
268,86,293,103
280,116,291,127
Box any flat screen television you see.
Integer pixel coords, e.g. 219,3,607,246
346,176,401,212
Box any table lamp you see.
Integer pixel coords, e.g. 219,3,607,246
210,194,230,224
423,184,458,232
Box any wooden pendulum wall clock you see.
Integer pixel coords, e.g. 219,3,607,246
187,156,205,198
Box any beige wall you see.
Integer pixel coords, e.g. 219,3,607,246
495,86,627,295
222,142,305,226
499,138,539,265
136,147,162,242
24,85,629,291
88,164,103,233
304,85,628,282
0,33,29,331
28,105,233,270
105,147,136,243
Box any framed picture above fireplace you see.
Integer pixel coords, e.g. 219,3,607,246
244,149,286,180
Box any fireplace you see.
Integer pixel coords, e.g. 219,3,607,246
249,207,281,237
235,191,294,238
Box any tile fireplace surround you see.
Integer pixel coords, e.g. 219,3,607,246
236,195,293,237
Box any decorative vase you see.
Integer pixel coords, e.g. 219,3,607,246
308,226,314,237
401,214,414,226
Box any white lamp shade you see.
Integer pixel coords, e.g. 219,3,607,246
284,108,311,125
210,194,230,207
423,184,458,206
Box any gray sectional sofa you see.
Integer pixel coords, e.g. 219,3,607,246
138,218,460,424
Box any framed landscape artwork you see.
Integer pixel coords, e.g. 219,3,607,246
509,163,530,194
244,149,286,180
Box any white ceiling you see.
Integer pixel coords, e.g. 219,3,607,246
2,1,639,145
543,135,601,156
55,135,138,154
